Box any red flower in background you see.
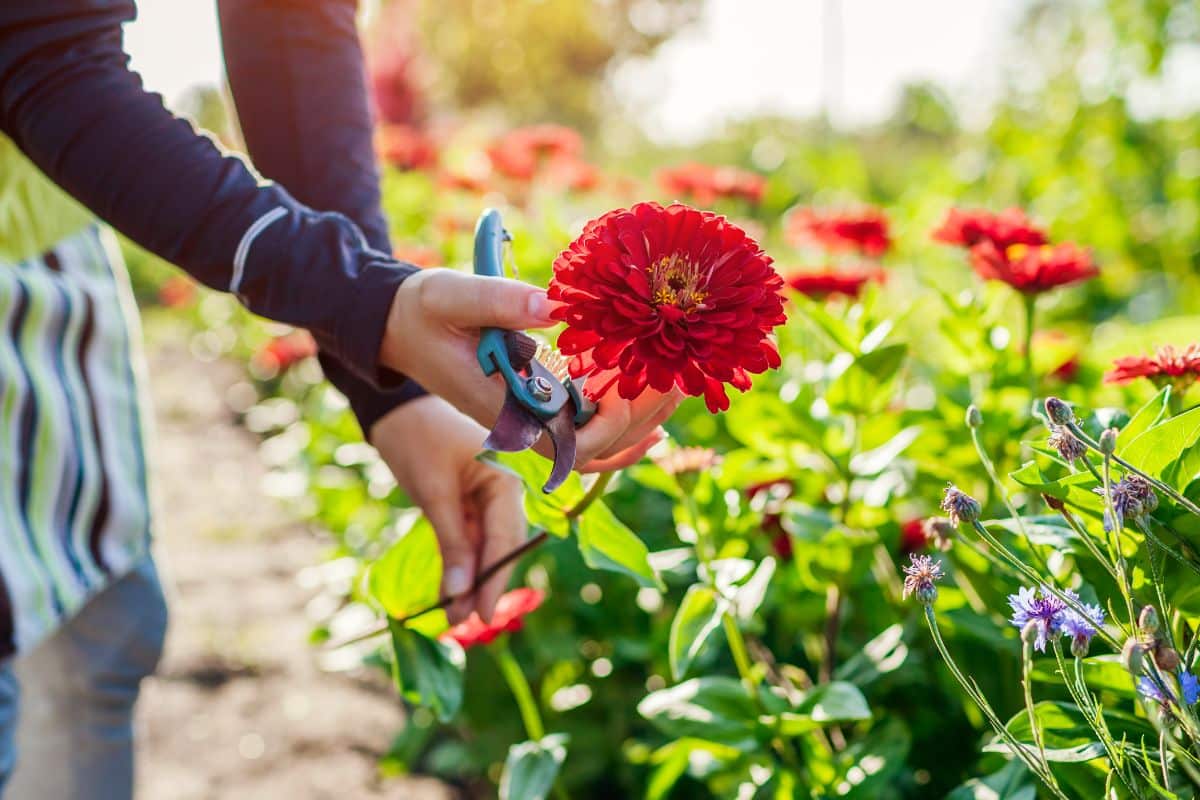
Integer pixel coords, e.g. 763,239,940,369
1104,344,1200,388
545,157,601,193
900,519,928,554
786,208,891,257
549,203,787,413
785,266,886,300
441,588,545,649
439,170,490,194
157,275,196,308
375,124,438,171
747,479,794,560
369,32,425,126
487,124,583,181
657,163,766,205
933,207,1047,250
969,241,1097,294
393,244,441,268
254,331,318,373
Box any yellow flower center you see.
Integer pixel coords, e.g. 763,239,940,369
1005,244,1051,260
647,253,709,311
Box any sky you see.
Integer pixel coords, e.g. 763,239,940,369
125,0,1017,142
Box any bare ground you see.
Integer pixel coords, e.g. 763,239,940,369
134,335,453,800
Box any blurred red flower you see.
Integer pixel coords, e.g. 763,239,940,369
393,244,441,268
657,163,766,205
969,241,1097,294
254,330,318,373
545,157,601,192
441,588,545,649
487,124,583,181
786,208,891,257
900,519,928,554
157,275,195,308
439,170,490,194
933,207,1047,250
1104,344,1200,387
746,478,794,560
549,202,787,413
375,124,438,171
785,266,886,299
369,46,425,127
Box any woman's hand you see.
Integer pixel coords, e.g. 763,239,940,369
379,268,682,472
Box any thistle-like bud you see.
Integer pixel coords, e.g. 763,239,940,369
922,517,956,552
1154,644,1181,672
1048,426,1088,462
1139,605,1160,635
1099,428,1118,456
1044,397,1073,426
1042,493,1065,512
1070,631,1092,659
1021,620,1040,648
966,405,982,429
1121,638,1145,674
940,485,982,525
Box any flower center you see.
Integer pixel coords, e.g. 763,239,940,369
648,253,708,312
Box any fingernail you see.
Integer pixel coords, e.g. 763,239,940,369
445,566,471,596
527,291,554,322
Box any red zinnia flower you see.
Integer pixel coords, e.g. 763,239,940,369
548,202,787,413
375,124,438,171
746,479,794,559
785,266,886,300
1105,344,1200,389
439,170,490,194
440,588,545,649
545,157,601,192
900,519,928,554
786,208,891,257
969,241,1097,294
369,48,425,127
657,163,766,205
487,124,583,181
932,207,1047,250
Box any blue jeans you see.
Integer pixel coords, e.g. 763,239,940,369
0,556,167,799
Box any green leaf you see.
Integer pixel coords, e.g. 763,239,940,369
576,501,662,588
637,677,759,747
668,585,725,680
848,426,921,477
945,759,1035,800
499,734,569,800
388,622,465,722
826,344,907,415
1121,386,1171,441
368,518,447,637
766,681,872,735
835,624,908,686
992,700,1151,763
479,450,582,535
730,557,776,621
1031,655,1135,696
1118,405,1200,483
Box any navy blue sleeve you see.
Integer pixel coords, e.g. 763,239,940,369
218,0,427,437
0,0,415,391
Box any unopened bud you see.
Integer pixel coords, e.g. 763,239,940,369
966,405,982,429
1121,638,1145,674
1070,632,1091,659
1021,620,1040,648
941,485,982,525
1042,493,1065,512
1154,644,1181,672
1099,428,1118,456
1139,605,1160,635
1044,397,1073,426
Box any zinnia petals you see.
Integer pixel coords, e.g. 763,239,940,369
968,241,1097,294
548,202,786,413
785,266,885,299
786,208,891,257
932,207,1048,250
440,588,545,649
1105,344,1200,388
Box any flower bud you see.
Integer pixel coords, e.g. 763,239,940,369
1070,632,1091,659
922,517,956,552
940,485,982,525
1121,638,1145,674
1021,620,1040,648
1139,605,1160,635
966,405,982,429
1154,644,1181,672
1099,428,1118,456
1041,493,1065,512
1044,397,1073,426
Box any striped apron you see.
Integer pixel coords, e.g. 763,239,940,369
0,225,154,659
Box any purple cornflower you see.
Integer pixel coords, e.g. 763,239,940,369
1060,602,1105,658
1138,676,1169,705
940,485,981,525
902,554,944,606
1008,585,1077,652
1183,670,1199,706
1094,474,1158,532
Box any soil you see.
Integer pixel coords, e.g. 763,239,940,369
134,334,454,800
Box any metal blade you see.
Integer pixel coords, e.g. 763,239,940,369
483,392,544,453
540,407,578,494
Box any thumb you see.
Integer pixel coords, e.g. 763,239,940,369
421,271,557,331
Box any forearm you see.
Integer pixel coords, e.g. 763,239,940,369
219,0,427,433
0,1,411,387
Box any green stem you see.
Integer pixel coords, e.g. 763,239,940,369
722,612,803,770
1102,455,1138,626
1066,420,1200,518
1022,635,1058,790
1023,294,1038,407
494,638,545,740
968,424,1049,575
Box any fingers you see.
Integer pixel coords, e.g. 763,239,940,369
580,428,666,473
418,270,557,331
422,482,478,625
473,474,527,622
595,389,684,460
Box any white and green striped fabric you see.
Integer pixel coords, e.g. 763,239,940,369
0,225,154,658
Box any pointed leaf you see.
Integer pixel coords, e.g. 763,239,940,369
499,734,569,800
368,518,447,637
668,585,725,680
388,622,465,722
576,502,662,588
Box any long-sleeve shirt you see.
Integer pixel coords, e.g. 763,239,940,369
0,0,419,404
217,0,427,433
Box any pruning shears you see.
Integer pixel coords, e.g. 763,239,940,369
474,209,596,493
